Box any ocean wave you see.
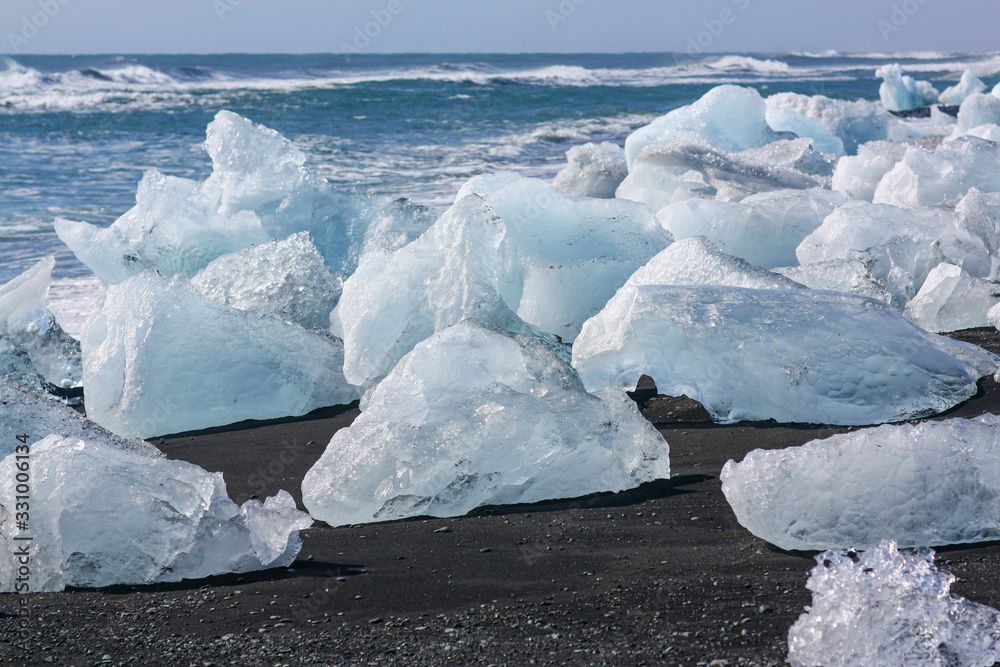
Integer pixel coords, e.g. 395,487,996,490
705,55,791,74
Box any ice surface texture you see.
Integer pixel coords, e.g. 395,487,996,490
722,415,1000,551
831,140,908,201
302,322,669,527
336,181,671,386
573,285,998,425
83,270,359,438
656,188,844,269
0,256,83,401
191,231,342,329
787,542,1000,667
774,259,894,305
0,434,311,592
617,142,823,211
623,85,782,169
553,142,628,198
55,111,430,284
875,64,938,112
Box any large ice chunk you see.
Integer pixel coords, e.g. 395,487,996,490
623,85,782,169
54,111,431,284
875,64,939,112
625,236,801,290
774,259,894,305
787,542,1000,667
0,257,82,401
572,285,998,425
831,140,908,201
302,322,670,526
904,262,1000,332
656,188,845,269
797,200,990,308
953,92,1000,135
191,232,341,329
721,415,1000,551
336,183,670,385
83,270,359,438
939,69,987,106
766,92,912,154
0,434,311,592
874,137,1000,208
552,142,628,198
764,107,845,156
617,142,822,211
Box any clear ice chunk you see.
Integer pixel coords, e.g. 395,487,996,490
831,140,908,202
904,262,1000,332
656,188,845,269
787,541,1000,667
572,285,998,425
191,231,342,329
82,270,359,438
875,64,939,112
552,141,628,198
721,415,1000,551
302,321,670,527
0,433,311,592
873,137,1000,209
54,111,431,284
0,257,83,401
939,69,987,106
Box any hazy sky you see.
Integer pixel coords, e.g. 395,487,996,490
2,0,997,55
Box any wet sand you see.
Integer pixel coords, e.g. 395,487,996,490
3,330,1000,666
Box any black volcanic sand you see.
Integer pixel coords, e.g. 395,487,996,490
4,331,1000,666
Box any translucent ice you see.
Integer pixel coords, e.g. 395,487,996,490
787,542,1000,667
738,138,839,182
797,201,990,308
766,92,912,154
0,434,311,592
656,188,845,269
625,237,801,290
624,85,782,169
617,142,822,211
875,64,939,112
553,142,628,198
191,232,342,329
0,257,82,401
722,415,1000,551
764,106,845,156
302,322,670,526
904,262,1000,332
953,92,1000,135
336,183,670,385
939,69,987,106
774,259,894,305
83,270,359,438
55,111,431,284
831,140,908,201
572,285,998,425
874,137,1000,209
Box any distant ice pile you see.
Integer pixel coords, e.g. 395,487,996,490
875,64,938,112
0,434,311,592
302,322,669,526
572,286,998,425
553,141,628,198
0,257,83,402
54,110,431,284
787,542,1000,667
721,415,1000,551
191,231,342,329
83,270,358,438
336,179,670,386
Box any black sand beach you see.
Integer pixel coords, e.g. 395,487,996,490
3,329,1000,666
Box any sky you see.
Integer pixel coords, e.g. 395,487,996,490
1,0,997,56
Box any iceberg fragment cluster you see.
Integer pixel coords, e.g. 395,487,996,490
572,285,998,425
83,270,358,438
875,64,939,112
0,434,312,592
191,231,342,329
336,179,670,386
0,256,83,401
54,110,431,284
302,322,669,526
553,141,628,198
787,542,1000,667
766,91,911,153
721,415,1000,551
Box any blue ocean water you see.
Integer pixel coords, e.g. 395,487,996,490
0,51,998,284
